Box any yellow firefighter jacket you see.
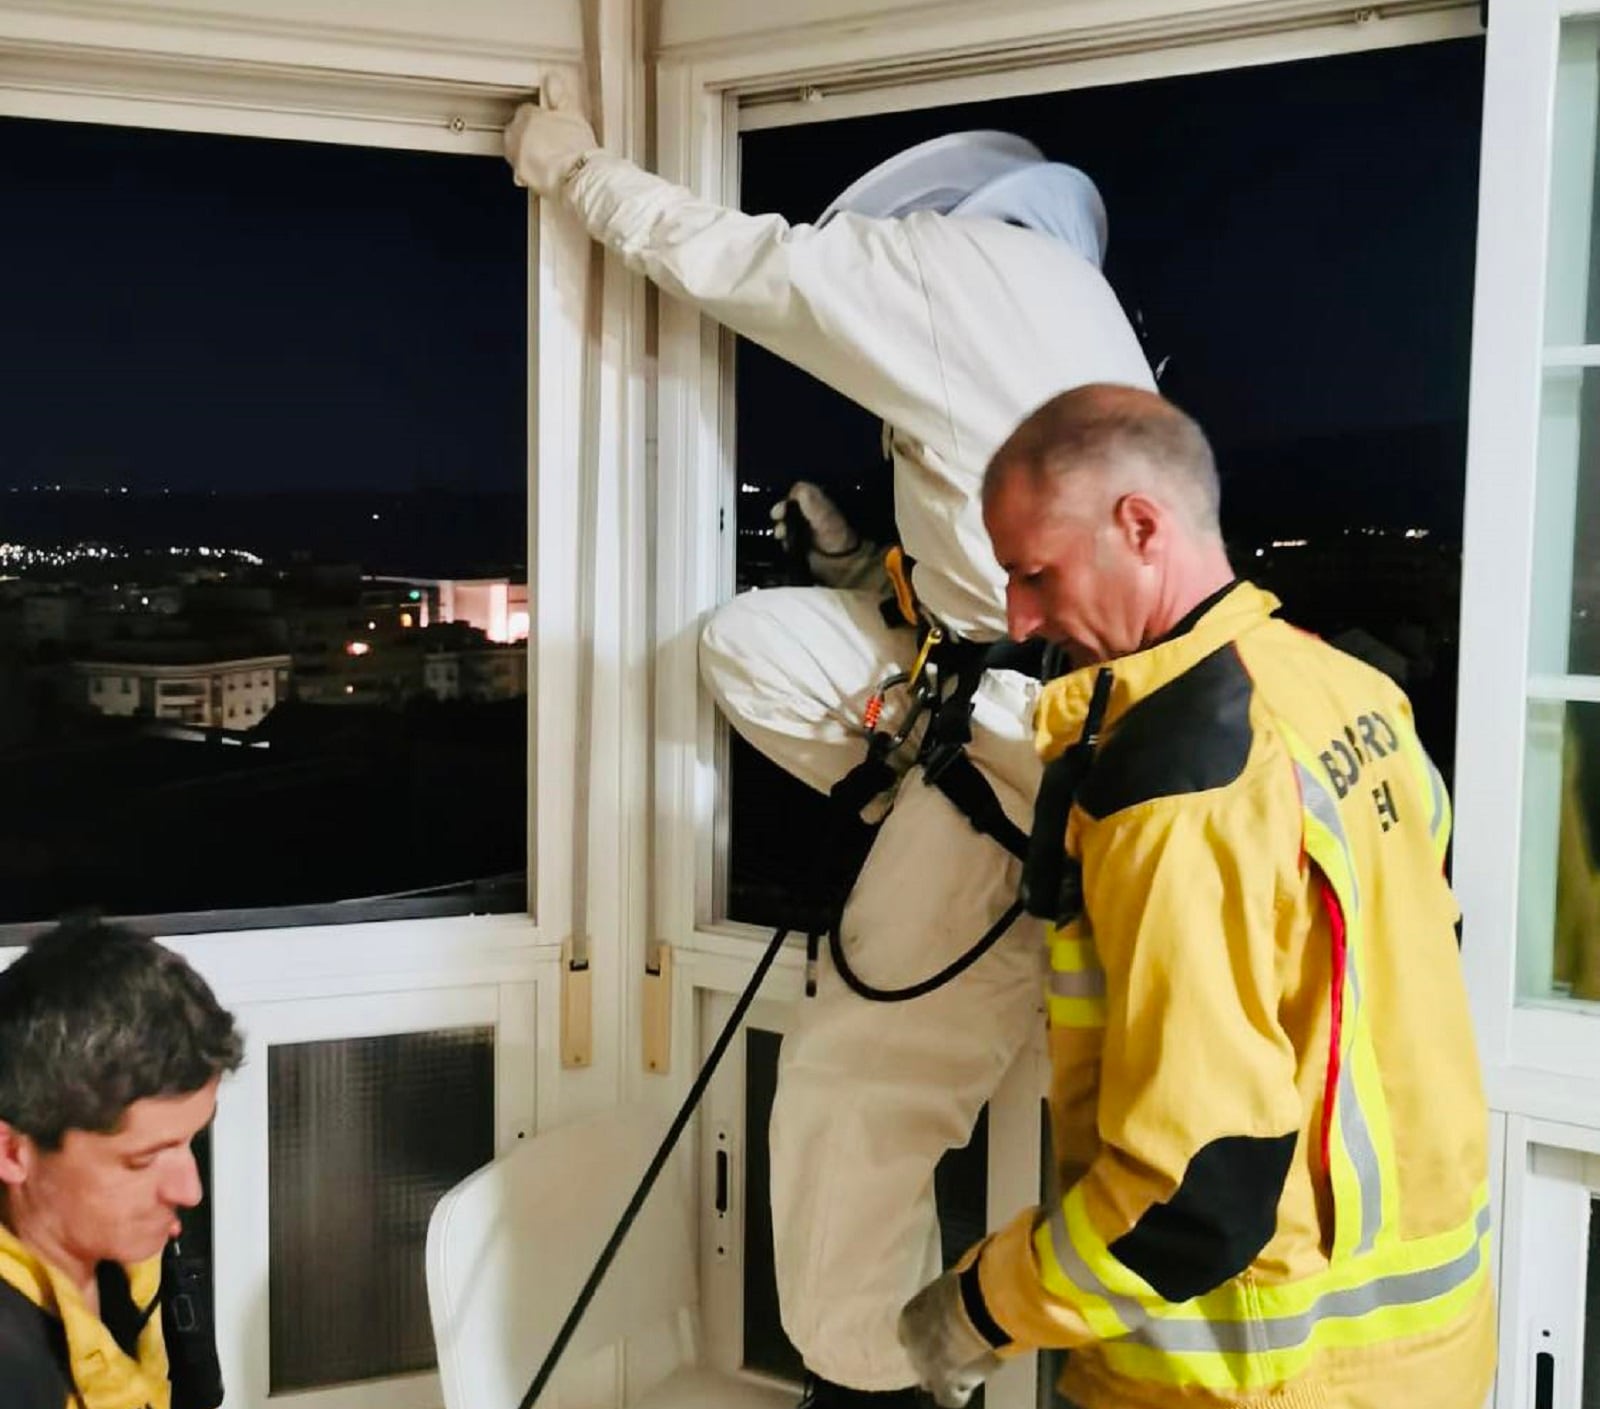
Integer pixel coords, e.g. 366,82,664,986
0,1220,172,1409
966,582,1495,1409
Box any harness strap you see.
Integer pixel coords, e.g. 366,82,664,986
829,752,898,817
925,750,1029,862
1020,667,1113,923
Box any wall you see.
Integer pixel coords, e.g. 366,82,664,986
0,0,580,78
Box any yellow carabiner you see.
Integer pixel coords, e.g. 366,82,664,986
907,625,943,690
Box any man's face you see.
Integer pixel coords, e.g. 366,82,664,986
5,1079,217,1269
984,468,1153,660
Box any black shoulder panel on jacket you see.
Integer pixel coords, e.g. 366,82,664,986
1109,1131,1298,1304
0,1277,72,1409
1077,644,1254,819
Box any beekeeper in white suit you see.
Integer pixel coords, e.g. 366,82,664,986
506,94,1153,1408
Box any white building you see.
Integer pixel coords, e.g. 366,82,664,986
435,577,530,643
77,654,292,728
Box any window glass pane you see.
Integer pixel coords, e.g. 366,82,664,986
1546,19,1600,348
726,40,1481,925
1533,371,1600,681
1521,701,1600,1003
1520,19,1600,1012
267,1027,495,1391
0,117,528,929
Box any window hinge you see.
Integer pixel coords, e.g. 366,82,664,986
643,941,673,1074
561,937,593,1068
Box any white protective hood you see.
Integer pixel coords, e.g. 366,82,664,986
817,129,1108,268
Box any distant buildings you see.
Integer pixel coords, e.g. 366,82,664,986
434,578,529,644
77,654,292,728
423,641,527,702
2,561,529,731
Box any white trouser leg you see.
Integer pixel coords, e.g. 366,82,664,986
768,672,1045,1390
699,586,918,795
702,593,1045,1390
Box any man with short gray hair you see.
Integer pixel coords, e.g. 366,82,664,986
899,385,1495,1409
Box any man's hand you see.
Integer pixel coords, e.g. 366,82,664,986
503,75,598,198
770,481,879,590
898,1269,1003,1409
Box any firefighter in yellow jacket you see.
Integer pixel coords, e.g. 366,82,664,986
898,384,1495,1409
0,918,243,1409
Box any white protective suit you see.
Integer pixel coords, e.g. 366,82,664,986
561,148,1154,1389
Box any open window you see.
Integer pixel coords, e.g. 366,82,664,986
721,35,1486,929
0,26,591,1407
646,11,1485,1407
0,116,530,934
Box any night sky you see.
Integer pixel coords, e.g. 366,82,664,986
1,36,1483,526
0,118,527,494
739,36,1486,545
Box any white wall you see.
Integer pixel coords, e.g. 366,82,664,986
0,0,580,77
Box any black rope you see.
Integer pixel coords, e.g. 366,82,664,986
823,896,1024,1004
517,921,792,1409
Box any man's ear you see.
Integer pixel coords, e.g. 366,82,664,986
0,1120,36,1188
1112,491,1163,560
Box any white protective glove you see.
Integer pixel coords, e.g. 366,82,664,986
770,481,880,590
898,1269,1005,1409
503,74,599,198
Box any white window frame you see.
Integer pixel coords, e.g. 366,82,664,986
1455,0,1600,1123
647,12,1485,1406
0,41,587,954
207,946,555,1409
0,27,602,1409
690,968,1048,1404
651,0,1486,966
1496,1114,1600,1409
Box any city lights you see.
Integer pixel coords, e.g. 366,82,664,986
0,541,263,569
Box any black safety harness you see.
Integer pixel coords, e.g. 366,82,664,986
807,624,1041,1002
797,529,1084,1002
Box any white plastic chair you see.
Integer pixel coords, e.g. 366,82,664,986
426,1102,796,1409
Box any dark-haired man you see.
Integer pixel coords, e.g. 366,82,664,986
0,918,244,1409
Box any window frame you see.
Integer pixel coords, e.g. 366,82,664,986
1453,0,1600,1118
649,15,1482,1407
0,48,588,950
210,957,551,1409
650,0,1487,961
0,27,605,1408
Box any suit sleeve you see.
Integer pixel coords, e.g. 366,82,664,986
971,782,1304,1349
563,153,957,458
